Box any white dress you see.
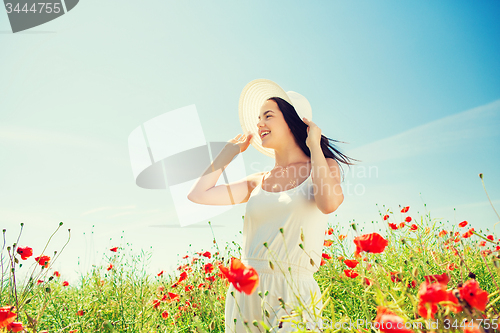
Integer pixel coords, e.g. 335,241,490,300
224,170,329,332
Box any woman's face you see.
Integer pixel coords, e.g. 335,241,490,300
256,99,292,149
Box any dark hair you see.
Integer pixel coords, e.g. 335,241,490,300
267,97,360,181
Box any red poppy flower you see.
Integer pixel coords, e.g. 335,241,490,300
16,246,33,260
424,273,450,285
401,206,410,213
324,239,333,247
418,282,448,304
157,270,164,277
383,214,389,221
399,222,405,229
37,280,43,285
177,271,188,284
459,279,489,311
364,278,372,286
390,272,402,283
206,275,216,282
353,233,389,255
447,263,457,271
216,269,227,280
322,253,332,260
217,258,259,295
374,306,414,333
388,223,398,230
0,306,17,328
53,271,60,277
410,224,418,231
110,247,118,252
417,281,452,319
462,228,474,238
6,322,24,332
438,230,447,237
152,299,161,309
458,221,468,228
405,216,412,222
344,259,359,268
479,241,486,247
62,281,69,286
417,301,438,319
107,264,113,271
204,263,214,274
486,234,494,241
407,280,417,288
338,234,346,241
77,310,84,316
320,258,326,266
444,290,463,313
202,251,211,259
327,227,333,235
338,256,344,261
164,292,180,303
35,255,51,268
184,284,194,292
343,269,359,278
161,311,169,319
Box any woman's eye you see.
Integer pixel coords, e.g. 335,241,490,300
266,115,271,119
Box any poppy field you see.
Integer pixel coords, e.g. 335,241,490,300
1,177,500,332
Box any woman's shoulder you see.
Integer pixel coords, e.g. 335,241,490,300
247,171,266,189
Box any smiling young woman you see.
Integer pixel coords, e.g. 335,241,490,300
187,79,359,332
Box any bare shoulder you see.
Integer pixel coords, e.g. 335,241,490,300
247,171,266,189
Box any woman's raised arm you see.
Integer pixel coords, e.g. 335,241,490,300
187,133,259,205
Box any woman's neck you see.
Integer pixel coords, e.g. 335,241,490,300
273,147,310,168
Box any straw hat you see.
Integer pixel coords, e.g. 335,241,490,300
238,79,313,158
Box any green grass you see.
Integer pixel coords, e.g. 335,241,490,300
2,179,500,333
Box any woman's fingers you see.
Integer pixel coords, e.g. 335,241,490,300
232,133,253,147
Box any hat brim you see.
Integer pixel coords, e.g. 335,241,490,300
238,79,292,159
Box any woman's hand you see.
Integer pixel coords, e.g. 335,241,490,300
228,132,254,153
302,117,322,150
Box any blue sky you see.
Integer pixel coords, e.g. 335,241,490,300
0,0,499,283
